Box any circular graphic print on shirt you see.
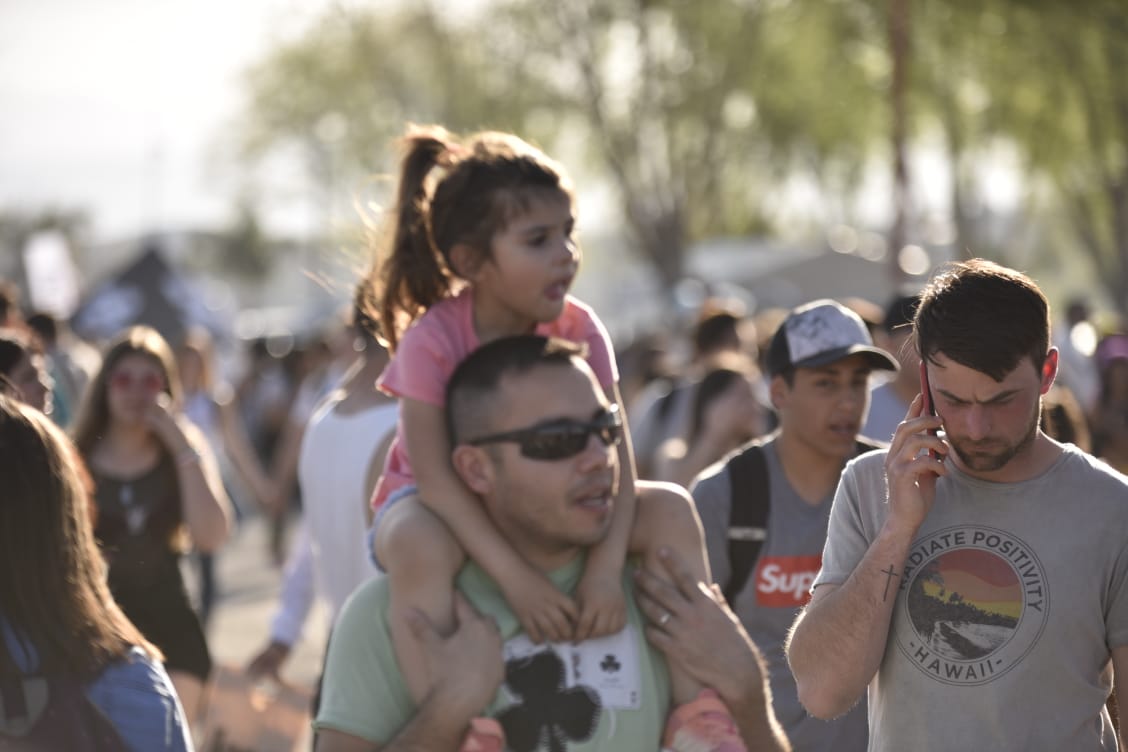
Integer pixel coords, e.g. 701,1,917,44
895,525,1049,686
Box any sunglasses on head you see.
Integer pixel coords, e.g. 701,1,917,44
109,370,165,394
467,404,623,461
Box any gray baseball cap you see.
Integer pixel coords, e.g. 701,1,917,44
766,299,899,377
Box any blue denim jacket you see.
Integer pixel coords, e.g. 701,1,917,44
2,620,192,751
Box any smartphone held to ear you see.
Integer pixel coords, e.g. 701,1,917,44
919,361,940,458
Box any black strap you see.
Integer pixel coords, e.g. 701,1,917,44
724,444,769,603
0,674,129,751
723,438,886,604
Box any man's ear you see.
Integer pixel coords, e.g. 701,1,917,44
451,444,494,496
1040,348,1059,395
449,243,480,280
769,374,789,411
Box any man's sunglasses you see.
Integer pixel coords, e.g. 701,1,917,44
467,404,623,461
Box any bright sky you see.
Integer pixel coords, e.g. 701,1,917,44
0,0,372,242
1,0,1022,258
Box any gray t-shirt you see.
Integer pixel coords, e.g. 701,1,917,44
861,381,908,444
693,438,868,752
818,444,1128,751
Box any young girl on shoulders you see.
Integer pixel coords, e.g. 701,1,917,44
366,125,746,752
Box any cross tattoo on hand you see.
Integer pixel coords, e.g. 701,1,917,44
881,566,899,602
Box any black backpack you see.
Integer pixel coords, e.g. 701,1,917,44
0,673,129,751
722,437,885,603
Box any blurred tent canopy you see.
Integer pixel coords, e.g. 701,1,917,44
70,243,230,347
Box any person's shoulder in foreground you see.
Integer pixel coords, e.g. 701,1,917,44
0,393,193,752
86,647,192,751
311,576,412,744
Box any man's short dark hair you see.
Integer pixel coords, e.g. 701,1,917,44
914,259,1050,381
0,328,39,377
26,312,59,345
693,311,741,360
445,335,588,445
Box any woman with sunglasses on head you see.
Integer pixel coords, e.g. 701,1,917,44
362,125,744,752
72,325,232,725
0,393,193,750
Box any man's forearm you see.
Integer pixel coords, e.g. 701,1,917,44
316,693,475,752
380,709,470,752
726,681,791,752
786,521,916,720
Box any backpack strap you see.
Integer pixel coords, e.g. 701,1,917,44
0,674,129,751
723,443,770,604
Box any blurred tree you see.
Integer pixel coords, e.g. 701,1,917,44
217,201,273,280
990,1,1128,319
237,0,1127,309
238,3,539,209
909,0,989,256
912,0,1128,315
236,0,887,294
487,0,888,288
888,0,912,283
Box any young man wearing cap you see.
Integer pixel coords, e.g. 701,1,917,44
788,260,1128,750
692,299,898,752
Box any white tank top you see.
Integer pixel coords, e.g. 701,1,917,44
297,398,399,617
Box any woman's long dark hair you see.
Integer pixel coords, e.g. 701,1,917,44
0,395,159,679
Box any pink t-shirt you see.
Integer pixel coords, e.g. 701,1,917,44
371,287,618,509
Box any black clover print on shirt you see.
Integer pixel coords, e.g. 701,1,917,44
497,650,601,752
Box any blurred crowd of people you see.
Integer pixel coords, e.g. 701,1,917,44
0,275,379,740
3,250,1128,751
617,292,1128,481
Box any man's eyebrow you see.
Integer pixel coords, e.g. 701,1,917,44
936,387,1021,404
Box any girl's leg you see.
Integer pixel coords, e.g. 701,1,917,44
375,494,466,704
629,480,711,706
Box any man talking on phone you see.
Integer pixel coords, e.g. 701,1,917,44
787,259,1128,751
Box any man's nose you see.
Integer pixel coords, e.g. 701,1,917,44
836,385,866,413
575,432,614,471
964,404,990,440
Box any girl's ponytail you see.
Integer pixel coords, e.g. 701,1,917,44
369,125,460,351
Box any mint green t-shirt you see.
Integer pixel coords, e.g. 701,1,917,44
314,556,671,750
